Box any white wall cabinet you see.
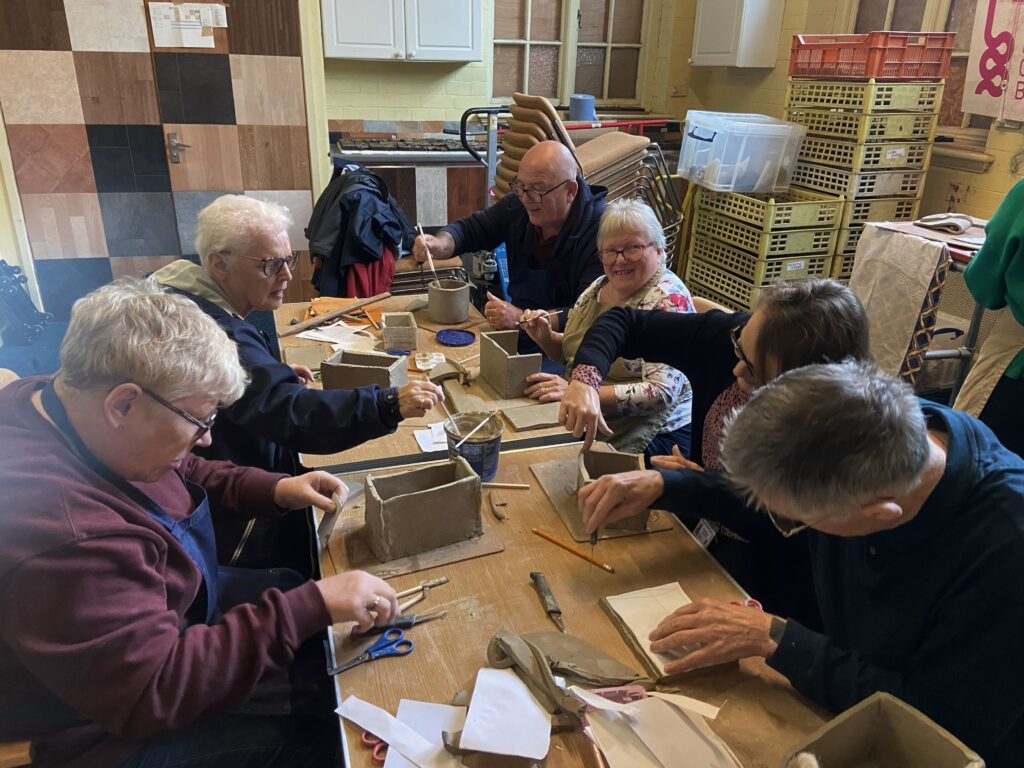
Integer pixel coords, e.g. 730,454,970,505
689,0,784,68
323,0,482,61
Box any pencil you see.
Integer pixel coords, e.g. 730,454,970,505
531,528,615,573
481,482,530,489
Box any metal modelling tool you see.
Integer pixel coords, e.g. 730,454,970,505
328,627,413,676
353,609,448,637
590,529,598,577
530,571,566,632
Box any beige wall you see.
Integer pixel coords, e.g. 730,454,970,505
920,127,1024,218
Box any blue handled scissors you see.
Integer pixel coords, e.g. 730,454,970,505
328,627,414,676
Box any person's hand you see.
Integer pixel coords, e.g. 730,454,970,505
484,292,523,330
519,309,553,344
397,381,444,418
524,372,568,402
315,571,399,632
274,471,347,512
579,469,663,533
650,445,704,473
289,364,315,386
649,599,777,675
560,380,612,450
412,232,454,264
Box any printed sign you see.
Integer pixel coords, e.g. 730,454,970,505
963,0,1024,120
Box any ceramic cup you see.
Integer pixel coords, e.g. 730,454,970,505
428,279,470,324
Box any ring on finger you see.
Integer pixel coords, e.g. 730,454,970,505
371,595,380,609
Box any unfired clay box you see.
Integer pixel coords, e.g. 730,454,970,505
578,446,650,531
381,312,418,350
364,456,482,562
321,349,408,390
480,330,541,398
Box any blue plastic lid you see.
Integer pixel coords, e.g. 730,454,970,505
436,329,475,347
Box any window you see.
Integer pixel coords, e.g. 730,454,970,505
492,0,648,104
852,0,992,150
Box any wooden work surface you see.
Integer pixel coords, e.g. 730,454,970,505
274,298,576,473
322,443,827,768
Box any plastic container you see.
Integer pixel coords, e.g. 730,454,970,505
695,209,838,258
798,136,933,172
791,162,926,199
678,111,807,193
785,108,938,143
697,187,843,230
785,79,944,113
689,234,832,285
789,32,955,80
444,412,503,481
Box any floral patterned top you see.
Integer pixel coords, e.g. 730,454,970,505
563,268,695,433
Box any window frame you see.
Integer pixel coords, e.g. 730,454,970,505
490,0,654,107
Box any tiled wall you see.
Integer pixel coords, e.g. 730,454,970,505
0,0,317,319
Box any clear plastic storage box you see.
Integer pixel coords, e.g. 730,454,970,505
678,111,807,193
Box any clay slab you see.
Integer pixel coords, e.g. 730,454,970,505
480,330,541,398
321,349,408,390
578,447,651,532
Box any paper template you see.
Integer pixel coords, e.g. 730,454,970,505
383,700,467,768
460,667,551,760
148,3,224,48
296,322,369,345
413,422,448,453
568,685,641,716
647,690,720,721
604,582,694,677
628,697,734,768
586,709,662,768
337,696,449,768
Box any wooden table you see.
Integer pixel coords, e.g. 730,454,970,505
322,443,826,768
274,297,576,473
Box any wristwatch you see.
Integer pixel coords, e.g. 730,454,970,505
769,616,787,645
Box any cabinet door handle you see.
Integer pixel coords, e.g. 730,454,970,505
167,132,191,164
407,51,415,58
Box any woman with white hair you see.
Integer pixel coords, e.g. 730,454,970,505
0,280,399,767
153,195,443,566
520,197,694,457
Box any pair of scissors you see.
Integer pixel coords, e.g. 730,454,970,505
361,730,388,765
327,627,414,676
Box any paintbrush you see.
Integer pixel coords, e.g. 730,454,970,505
515,310,560,328
416,223,441,288
436,396,459,435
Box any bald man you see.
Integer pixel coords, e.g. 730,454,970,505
414,141,606,358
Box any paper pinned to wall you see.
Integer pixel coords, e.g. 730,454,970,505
383,700,467,768
148,3,226,48
459,667,551,759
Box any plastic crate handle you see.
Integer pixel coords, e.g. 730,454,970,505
687,128,717,142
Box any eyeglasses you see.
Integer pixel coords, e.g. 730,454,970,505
222,250,300,277
599,242,653,265
510,178,573,203
141,386,217,446
730,321,755,377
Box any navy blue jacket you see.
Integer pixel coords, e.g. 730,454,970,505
443,178,606,316
770,404,1024,766
175,292,402,476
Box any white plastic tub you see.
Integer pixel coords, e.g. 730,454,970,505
678,111,807,193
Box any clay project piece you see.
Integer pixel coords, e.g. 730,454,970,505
578,446,651,531
364,456,482,562
480,330,541,398
381,312,417,350
428,279,470,324
321,349,408,390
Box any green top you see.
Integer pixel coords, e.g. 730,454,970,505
963,178,1024,379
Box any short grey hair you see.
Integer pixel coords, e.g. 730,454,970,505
194,194,293,269
597,199,667,256
720,360,930,519
58,279,249,405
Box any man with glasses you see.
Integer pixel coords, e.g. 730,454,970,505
412,141,605,364
643,361,1024,767
154,195,444,568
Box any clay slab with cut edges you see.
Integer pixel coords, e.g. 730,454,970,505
578,446,650,531
480,330,541,398
321,349,408,390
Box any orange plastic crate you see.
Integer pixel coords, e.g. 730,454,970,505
789,32,954,80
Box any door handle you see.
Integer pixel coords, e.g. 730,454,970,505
168,132,192,164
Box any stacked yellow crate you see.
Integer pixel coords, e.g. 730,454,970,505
683,187,842,311
785,79,943,282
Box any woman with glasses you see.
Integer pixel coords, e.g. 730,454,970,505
564,278,870,628
519,198,695,458
0,280,400,767
153,195,443,568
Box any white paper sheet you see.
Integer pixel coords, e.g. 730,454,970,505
604,582,694,676
628,697,733,768
568,685,640,715
383,700,467,768
586,709,662,768
148,2,217,48
460,668,551,759
647,690,720,720
296,322,368,344
336,696,449,768
414,422,448,453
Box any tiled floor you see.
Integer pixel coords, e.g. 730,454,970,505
21,192,108,259
35,257,113,319
74,51,160,124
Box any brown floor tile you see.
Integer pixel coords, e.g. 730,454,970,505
22,192,108,258
0,0,71,51
108,255,180,279
227,0,301,56
230,54,305,126
9,124,96,194
75,51,160,124
238,125,310,190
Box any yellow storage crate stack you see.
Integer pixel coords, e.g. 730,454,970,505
683,188,842,310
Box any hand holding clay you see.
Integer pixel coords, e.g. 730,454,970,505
559,380,613,450
578,469,663,533
484,291,523,330
274,471,348,512
648,599,776,675
524,372,568,402
397,381,444,418
289,363,315,386
412,231,455,264
519,309,553,343
316,571,399,632
650,445,704,473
